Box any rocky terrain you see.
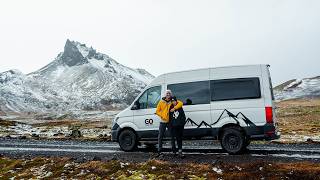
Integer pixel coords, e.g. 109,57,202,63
1,99,320,143
1,156,320,179
0,40,154,116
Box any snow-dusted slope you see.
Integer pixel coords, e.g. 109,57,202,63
274,76,320,101
0,40,154,113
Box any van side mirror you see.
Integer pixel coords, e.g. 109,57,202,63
131,101,140,110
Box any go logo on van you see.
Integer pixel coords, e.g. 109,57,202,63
145,119,153,125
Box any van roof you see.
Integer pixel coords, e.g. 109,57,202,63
159,64,269,77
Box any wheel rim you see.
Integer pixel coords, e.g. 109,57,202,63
122,135,132,147
225,134,240,151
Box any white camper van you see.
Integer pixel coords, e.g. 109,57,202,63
111,64,280,154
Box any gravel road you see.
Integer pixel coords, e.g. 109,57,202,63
1,138,320,164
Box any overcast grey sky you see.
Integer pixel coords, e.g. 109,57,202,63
0,0,319,85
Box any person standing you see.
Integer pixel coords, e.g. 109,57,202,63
169,96,186,158
155,90,183,156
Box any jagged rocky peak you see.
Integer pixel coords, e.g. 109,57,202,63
0,39,155,114
0,69,25,84
1,69,23,75
59,39,89,66
136,68,155,78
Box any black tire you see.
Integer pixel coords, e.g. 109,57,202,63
118,129,137,151
244,136,251,147
220,127,246,155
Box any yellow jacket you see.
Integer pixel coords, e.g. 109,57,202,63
155,98,183,123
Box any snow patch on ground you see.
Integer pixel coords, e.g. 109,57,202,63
212,167,223,175
274,134,320,143
0,121,111,139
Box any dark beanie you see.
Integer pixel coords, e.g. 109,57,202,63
172,96,177,101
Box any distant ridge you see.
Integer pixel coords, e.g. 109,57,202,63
274,76,320,101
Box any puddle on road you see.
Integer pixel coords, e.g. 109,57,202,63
252,153,320,159
0,147,121,153
0,142,119,148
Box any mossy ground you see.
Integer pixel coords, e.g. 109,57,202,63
0,156,320,179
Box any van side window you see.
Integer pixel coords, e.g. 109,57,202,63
211,78,261,101
168,81,210,105
137,86,161,109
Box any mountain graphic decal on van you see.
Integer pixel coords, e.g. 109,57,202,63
185,109,256,128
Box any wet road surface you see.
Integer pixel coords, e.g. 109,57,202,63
1,138,319,163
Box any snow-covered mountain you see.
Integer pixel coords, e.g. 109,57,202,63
0,40,154,114
274,76,320,101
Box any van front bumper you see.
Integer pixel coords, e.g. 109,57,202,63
111,123,120,142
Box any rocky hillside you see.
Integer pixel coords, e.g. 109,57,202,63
274,76,320,101
0,40,154,114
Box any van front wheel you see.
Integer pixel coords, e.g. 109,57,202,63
118,129,137,151
220,127,246,154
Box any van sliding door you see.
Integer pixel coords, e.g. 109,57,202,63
168,81,212,138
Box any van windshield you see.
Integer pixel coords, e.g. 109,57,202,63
137,86,161,109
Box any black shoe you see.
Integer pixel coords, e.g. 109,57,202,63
173,151,177,156
155,152,163,158
178,151,185,159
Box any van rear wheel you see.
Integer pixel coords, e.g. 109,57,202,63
118,129,137,151
220,127,246,154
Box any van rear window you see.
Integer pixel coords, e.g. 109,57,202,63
211,78,261,101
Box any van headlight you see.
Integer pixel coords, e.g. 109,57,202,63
112,117,119,127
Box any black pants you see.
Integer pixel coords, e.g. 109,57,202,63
170,125,184,152
158,122,169,152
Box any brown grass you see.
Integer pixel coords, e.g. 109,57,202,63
0,119,16,127
276,98,320,138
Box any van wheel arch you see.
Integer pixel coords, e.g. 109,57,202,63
218,124,246,140
117,127,138,141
